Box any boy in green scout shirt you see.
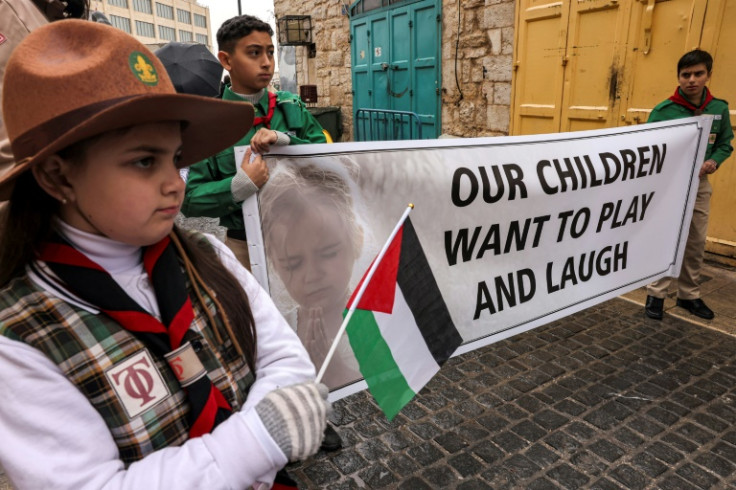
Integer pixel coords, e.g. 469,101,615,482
181,14,326,268
181,14,341,454
644,49,734,321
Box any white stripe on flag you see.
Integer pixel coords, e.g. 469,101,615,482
373,285,439,393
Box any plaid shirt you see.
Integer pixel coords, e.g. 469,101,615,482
0,273,254,465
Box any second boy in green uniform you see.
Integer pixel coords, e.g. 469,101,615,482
644,49,733,321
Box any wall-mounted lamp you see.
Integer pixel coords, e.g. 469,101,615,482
277,15,313,46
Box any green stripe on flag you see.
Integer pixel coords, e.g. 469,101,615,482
346,308,417,420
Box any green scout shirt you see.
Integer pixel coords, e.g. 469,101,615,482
647,88,734,167
181,87,327,232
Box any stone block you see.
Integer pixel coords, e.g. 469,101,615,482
484,2,515,29
487,104,510,132
488,28,502,55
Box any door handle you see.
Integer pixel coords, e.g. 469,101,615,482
641,0,655,55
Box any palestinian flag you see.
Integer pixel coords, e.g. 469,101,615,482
345,216,463,420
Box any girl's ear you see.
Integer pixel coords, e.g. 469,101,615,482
31,155,74,204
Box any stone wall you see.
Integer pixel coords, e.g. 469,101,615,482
271,0,515,140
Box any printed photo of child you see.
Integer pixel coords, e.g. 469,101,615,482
258,159,375,390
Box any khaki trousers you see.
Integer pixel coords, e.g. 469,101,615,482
225,236,251,271
647,176,712,300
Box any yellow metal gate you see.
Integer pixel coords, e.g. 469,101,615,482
511,0,736,258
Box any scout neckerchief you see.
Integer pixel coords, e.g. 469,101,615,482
252,91,277,129
669,86,714,116
38,232,231,438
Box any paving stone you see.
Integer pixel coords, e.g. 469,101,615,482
406,442,444,466
676,422,716,445
380,429,417,451
448,453,484,477
712,442,736,461
676,462,720,488
527,477,560,489
546,432,582,455
492,430,529,453
432,409,465,430
627,416,666,437
646,405,681,426
435,432,469,453
355,439,392,461
694,452,735,478
645,441,685,465
302,461,342,486
533,409,569,430
657,475,701,490
555,399,586,416
631,451,668,478
609,464,647,490
422,465,460,487
480,465,521,490
385,453,419,478
546,463,590,489
408,422,443,441
456,480,494,490
330,450,369,474
589,477,625,489
588,440,625,462
511,419,548,443
569,450,608,477
396,476,432,490
358,464,397,488
476,413,509,432
471,440,505,464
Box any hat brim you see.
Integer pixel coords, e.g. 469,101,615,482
1,93,254,200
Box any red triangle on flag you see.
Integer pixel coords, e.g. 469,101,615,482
348,226,403,314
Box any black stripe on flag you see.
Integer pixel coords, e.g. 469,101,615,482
397,217,463,364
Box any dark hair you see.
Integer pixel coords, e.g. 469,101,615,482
0,150,257,372
677,49,713,74
217,15,273,53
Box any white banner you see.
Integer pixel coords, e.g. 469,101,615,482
243,117,711,399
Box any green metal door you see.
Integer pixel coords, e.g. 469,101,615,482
350,0,441,140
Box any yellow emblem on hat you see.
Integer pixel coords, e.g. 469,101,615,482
129,51,158,86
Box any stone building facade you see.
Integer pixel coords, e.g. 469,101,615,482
272,0,515,140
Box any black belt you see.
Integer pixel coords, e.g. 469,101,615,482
226,229,247,240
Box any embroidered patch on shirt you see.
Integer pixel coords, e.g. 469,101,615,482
164,341,207,388
0,33,7,46
715,115,722,120
106,350,171,419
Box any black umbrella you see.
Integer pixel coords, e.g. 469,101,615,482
155,42,223,98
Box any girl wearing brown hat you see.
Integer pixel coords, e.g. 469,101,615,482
0,20,328,489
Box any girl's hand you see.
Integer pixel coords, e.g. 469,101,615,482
299,307,331,371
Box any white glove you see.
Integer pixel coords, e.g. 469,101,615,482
255,382,330,461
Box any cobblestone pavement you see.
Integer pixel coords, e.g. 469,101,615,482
287,296,736,489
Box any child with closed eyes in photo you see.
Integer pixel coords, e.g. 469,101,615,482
259,160,373,390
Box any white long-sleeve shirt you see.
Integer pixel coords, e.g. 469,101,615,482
0,225,315,489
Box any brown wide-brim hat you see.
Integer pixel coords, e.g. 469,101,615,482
0,20,254,201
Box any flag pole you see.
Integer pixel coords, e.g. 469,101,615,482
316,203,414,384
